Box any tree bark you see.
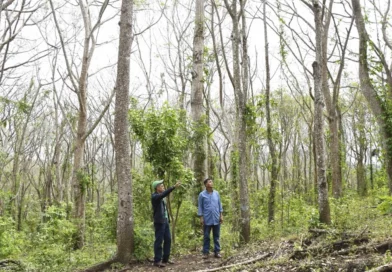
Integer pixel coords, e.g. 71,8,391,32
264,0,278,224
352,0,392,195
352,107,367,196
319,0,343,198
313,0,331,225
191,0,207,196
114,0,135,263
223,0,250,243
238,0,250,243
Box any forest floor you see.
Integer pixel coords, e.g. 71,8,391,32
114,228,392,272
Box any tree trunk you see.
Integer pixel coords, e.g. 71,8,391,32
319,0,343,198
222,0,250,243
357,155,366,196
353,107,368,196
238,0,250,243
72,108,87,249
12,82,41,230
49,0,111,249
352,0,392,195
114,0,134,263
191,0,207,198
264,0,278,224
313,0,331,225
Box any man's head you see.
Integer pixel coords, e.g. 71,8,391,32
203,178,213,189
152,180,165,193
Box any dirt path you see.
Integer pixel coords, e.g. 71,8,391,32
118,233,392,272
127,253,230,272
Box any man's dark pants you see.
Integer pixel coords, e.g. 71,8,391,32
154,219,171,263
203,224,221,254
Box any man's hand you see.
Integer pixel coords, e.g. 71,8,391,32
200,217,204,226
174,181,181,188
219,215,223,224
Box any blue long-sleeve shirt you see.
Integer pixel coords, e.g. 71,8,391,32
197,190,223,225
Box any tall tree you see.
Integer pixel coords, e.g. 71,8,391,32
114,0,135,264
191,0,207,193
49,0,111,248
223,0,250,243
286,0,353,198
352,0,392,195
316,0,353,198
263,0,279,224
312,0,331,224
87,0,135,269
319,0,342,198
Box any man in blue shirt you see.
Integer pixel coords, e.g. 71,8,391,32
151,179,181,268
198,178,223,259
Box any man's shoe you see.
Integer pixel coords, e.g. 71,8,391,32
153,261,166,267
202,253,209,259
214,253,222,258
163,260,175,264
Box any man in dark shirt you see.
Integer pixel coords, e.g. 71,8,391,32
151,179,181,267
198,178,223,259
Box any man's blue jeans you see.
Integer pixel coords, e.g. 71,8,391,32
203,224,220,254
154,219,171,263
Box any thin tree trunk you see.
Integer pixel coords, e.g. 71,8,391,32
320,0,343,198
49,0,111,248
223,0,250,243
352,0,392,195
313,0,331,225
12,82,41,230
264,0,278,224
238,0,250,243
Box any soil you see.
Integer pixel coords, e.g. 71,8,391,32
107,230,392,272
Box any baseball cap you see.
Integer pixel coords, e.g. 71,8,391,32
152,180,164,189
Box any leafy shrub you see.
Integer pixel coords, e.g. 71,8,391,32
377,195,392,215
87,194,117,243
36,204,76,247
171,199,200,254
133,225,154,260
0,216,24,258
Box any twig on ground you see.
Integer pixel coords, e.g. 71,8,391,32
195,252,271,272
272,242,283,259
367,262,392,272
309,228,330,235
219,256,234,266
0,259,22,268
355,225,369,239
82,258,117,272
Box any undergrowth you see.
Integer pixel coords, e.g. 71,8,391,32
2,188,392,271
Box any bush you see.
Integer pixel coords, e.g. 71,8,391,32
0,216,24,258
376,195,392,215
133,225,154,260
